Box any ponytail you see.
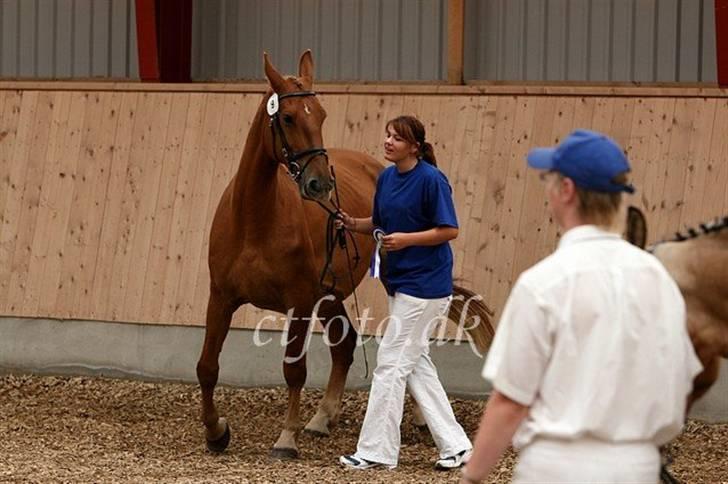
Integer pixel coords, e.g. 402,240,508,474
420,141,437,167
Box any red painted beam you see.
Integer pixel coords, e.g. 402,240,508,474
717,0,728,87
135,0,160,82
157,0,193,82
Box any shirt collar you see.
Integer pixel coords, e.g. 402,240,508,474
557,224,621,249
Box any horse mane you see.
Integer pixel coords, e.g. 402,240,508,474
669,216,728,243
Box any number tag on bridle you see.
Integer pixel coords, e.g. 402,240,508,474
266,93,279,116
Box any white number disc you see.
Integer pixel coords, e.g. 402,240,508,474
266,93,279,116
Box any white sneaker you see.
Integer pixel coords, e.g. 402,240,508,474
434,449,472,470
339,454,395,470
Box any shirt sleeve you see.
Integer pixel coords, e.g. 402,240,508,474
425,171,458,228
482,280,553,406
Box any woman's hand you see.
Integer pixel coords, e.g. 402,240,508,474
382,232,411,251
335,211,357,231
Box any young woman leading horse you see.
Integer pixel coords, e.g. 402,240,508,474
195,51,493,459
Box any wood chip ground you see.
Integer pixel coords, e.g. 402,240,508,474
0,375,725,483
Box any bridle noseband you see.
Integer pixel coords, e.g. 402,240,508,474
267,91,328,182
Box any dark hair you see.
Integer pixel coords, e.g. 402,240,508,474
386,115,437,166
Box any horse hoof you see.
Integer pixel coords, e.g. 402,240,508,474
206,421,231,453
269,447,299,460
303,427,329,438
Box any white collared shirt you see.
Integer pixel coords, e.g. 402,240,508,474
483,225,702,448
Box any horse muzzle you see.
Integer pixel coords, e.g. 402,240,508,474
302,176,334,201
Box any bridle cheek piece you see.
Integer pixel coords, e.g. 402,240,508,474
267,91,328,183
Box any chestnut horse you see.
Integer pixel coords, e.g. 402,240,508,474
196,51,494,458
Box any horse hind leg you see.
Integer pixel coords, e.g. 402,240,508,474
304,301,357,437
196,289,239,453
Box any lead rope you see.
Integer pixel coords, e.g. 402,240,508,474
315,165,370,379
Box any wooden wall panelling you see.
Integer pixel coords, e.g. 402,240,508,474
87,93,139,319
635,98,677,244
677,98,718,228
6,92,55,312
468,96,499,296
139,93,191,322
653,98,696,240
121,93,174,321
22,92,74,315
0,91,39,313
105,93,163,321
54,93,112,317
158,93,207,324
478,96,518,312
73,93,126,318
173,94,226,324
0,91,23,312
35,92,91,316
514,97,564,279
453,96,487,286
488,97,538,312
712,100,728,216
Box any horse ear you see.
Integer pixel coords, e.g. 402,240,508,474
298,50,314,88
625,205,648,249
263,52,287,94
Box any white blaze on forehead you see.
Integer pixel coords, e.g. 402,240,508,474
304,104,311,115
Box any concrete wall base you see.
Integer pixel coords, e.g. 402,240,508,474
1,317,725,422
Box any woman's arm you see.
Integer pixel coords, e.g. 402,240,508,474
336,212,374,234
381,226,458,251
459,391,529,484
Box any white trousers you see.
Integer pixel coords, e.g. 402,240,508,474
356,292,472,466
513,437,660,484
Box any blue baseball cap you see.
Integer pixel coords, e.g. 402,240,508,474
527,129,635,194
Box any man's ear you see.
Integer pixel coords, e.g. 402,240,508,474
560,177,578,204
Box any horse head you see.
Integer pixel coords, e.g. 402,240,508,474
263,50,334,202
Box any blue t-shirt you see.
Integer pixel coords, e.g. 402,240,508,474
372,160,458,299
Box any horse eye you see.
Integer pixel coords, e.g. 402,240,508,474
283,114,294,125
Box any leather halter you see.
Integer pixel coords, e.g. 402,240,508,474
268,91,328,182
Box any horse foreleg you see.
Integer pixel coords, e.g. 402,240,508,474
271,314,311,459
304,302,357,436
196,290,237,452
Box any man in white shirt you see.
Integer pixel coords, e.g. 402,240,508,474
460,129,702,484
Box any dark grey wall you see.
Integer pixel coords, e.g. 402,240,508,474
0,0,138,79
191,0,447,81
464,0,717,82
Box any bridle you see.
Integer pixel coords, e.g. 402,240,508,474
267,91,328,182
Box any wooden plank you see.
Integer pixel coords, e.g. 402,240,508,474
677,99,718,227
34,92,91,316
706,100,728,216
52,93,118,318
139,94,191,322
158,93,207,323
447,0,465,84
3,81,728,99
104,92,162,321
73,92,126,317
0,92,39,313
87,92,140,319
121,93,174,319
653,98,697,239
172,94,226,323
21,92,74,315
6,92,55,313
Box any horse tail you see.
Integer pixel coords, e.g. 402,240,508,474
447,284,496,353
